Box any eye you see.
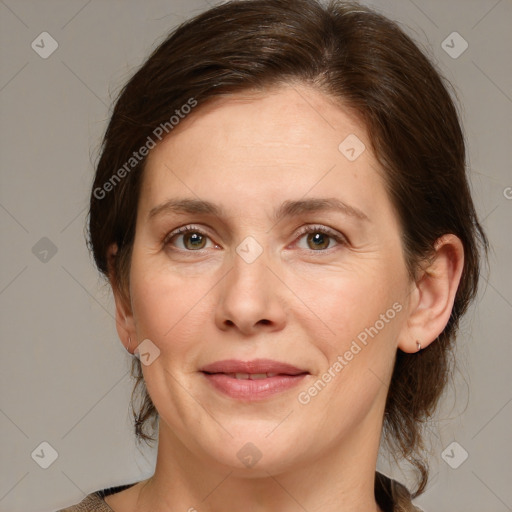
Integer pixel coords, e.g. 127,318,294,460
163,225,216,251
163,224,347,253
294,225,347,251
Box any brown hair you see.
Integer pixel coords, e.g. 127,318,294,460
87,0,488,498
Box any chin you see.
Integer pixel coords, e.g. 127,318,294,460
197,429,311,477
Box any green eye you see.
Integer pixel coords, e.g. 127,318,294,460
164,226,214,251
294,225,347,251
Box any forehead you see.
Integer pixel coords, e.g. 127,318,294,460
139,84,392,226
160,84,366,149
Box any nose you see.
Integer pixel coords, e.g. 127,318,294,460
214,246,287,336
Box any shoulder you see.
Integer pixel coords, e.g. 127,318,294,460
56,482,137,512
56,492,112,512
58,476,424,511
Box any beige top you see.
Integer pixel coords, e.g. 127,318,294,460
57,472,423,512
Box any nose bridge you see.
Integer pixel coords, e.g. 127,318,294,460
215,234,286,333
228,234,271,301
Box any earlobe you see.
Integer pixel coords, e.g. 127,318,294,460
107,243,137,354
114,303,136,354
397,234,464,353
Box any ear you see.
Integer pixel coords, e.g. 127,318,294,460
107,243,137,354
397,234,465,353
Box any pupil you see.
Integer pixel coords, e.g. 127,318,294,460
186,233,204,249
309,233,328,250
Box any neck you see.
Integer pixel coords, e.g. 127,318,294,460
134,414,384,512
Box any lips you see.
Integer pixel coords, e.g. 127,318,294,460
200,358,308,376
222,372,279,380
200,359,309,401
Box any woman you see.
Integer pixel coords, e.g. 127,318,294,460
59,0,488,510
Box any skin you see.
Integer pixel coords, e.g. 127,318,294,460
105,83,464,512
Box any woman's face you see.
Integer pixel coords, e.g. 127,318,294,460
120,84,415,474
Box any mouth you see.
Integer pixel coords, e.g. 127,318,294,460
200,359,309,401
205,372,294,379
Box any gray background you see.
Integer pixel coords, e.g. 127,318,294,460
0,0,510,511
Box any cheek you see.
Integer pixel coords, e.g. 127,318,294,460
294,268,405,420
297,272,403,426
129,252,216,351
292,263,401,351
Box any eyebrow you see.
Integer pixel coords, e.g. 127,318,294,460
148,197,370,223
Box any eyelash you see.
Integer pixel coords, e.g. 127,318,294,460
163,224,347,253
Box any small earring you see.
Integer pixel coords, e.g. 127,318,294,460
127,336,132,352
416,341,421,352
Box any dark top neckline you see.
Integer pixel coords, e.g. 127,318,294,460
92,471,418,512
